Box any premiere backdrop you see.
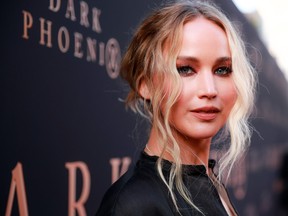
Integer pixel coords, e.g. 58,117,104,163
1,0,288,216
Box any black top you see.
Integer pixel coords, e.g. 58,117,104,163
96,151,237,216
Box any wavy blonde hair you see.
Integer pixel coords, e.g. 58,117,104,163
120,0,257,213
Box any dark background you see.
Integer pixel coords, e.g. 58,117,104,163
1,0,288,215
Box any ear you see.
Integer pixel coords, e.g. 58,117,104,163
138,79,151,100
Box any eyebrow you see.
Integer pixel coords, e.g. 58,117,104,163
215,57,232,64
176,56,232,64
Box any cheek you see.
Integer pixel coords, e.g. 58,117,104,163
159,86,181,117
223,84,238,111
175,79,195,102
169,86,193,123
170,82,190,108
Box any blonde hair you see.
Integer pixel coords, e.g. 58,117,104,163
120,0,257,213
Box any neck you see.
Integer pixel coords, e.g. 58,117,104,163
145,126,211,167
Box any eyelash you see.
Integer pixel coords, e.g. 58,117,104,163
215,66,232,76
176,66,195,76
176,65,232,77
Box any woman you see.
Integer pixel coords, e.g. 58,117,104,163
96,0,256,215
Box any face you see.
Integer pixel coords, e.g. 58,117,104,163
169,17,237,143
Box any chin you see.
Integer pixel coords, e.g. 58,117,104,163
172,125,221,142
185,130,219,141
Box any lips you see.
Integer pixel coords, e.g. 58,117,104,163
191,106,220,121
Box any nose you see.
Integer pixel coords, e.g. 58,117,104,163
197,71,217,99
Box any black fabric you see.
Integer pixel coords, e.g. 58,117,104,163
96,151,234,216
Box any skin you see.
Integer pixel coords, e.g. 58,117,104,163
144,17,238,167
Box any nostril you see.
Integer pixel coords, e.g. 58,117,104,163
196,72,218,99
198,87,217,99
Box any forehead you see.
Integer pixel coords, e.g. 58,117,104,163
179,17,230,59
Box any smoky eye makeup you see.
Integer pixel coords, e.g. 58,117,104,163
213,57,232,76
214,65,232,76
176,65,195,76
176,57,199,76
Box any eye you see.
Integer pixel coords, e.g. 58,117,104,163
214,66,232,76
177,66,195,76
